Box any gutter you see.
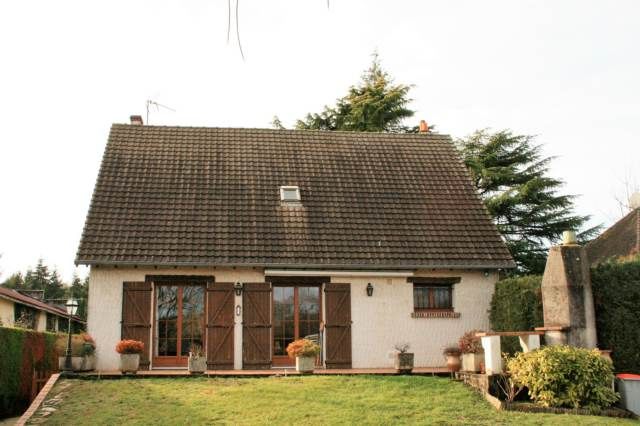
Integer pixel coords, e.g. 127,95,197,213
264,269,414,278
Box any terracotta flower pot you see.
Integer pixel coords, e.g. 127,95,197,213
445,354,461,372
296,356,315,373
394,352,414,373
120,353,140,374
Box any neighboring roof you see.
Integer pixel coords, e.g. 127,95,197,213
76,124,515,269
0,286,84,322
586,208,640,265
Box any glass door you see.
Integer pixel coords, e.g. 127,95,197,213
154,284,205,367
273,286,321,367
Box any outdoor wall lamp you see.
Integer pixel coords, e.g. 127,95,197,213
234,282,243,296
366,283,374,297
63,298,79,374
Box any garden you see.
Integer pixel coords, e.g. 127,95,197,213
33,376,637,425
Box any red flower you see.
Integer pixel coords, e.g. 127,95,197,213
116,339,144,354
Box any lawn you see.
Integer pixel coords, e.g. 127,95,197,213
38,376,636,425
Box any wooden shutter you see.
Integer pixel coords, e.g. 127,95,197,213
325,283,352,369
206,282,235,370
121,281,152,370
242,283,272,369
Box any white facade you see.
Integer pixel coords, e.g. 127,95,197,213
88,266,497,371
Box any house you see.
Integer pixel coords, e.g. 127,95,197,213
586,207,640,265
76,117,514,371
0,286,84,332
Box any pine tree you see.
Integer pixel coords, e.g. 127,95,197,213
296,54,417,133
456,129,600,274
46,269,67,302
23,259,50,291
70,273,89,320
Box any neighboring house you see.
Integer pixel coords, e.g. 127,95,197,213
586,207,640,265
76,118,514,371
0,286,84,332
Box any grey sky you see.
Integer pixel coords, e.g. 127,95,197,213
1,0,638,281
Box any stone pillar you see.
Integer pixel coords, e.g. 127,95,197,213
541,243,597,348
519,334,540,352
480,336,502,375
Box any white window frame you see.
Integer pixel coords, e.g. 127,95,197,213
279,186,301,202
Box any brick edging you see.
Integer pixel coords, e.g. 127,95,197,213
16,373,60,426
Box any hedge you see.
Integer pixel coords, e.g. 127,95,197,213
591,258,640,373
489,275,544,354
0,327,57,418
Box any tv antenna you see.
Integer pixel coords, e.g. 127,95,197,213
146,99,176,124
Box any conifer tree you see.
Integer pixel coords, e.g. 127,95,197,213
296,54,417,133
70,273,89,320
456,129,599,274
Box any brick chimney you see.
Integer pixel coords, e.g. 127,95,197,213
130,115,144,125
419,120,428,133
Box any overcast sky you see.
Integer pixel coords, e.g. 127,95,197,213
0,0,638,282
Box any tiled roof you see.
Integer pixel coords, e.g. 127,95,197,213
586,208,640,265
0,286,84,322
76,125,515,269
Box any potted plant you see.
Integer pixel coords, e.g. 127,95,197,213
394,343,414,374
286,339,320,373
56,333,97,372
443,345,462,372
116,339,144,374
458,330,484,373
188,344,207,374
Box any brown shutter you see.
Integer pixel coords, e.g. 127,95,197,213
121,281,152,370
324,283,352,369
242,282,272,369
206,282,235,370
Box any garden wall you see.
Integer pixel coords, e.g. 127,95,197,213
0,327,57,418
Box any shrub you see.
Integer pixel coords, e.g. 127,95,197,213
286,339,320,358
442,346,461,357
116,339,144,354
591,258,640,373
489,275,543,354
506,345,618,409
0,327,57,417
458,330,483,354
54,333,87,356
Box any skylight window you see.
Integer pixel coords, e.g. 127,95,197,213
280,186,301,202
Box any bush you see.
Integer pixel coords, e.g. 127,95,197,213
116,339,144,354
489,275,543,354
458,330,483,354
0,327,57,418
286,339,320,358
506,345,618,409
591,258,640,373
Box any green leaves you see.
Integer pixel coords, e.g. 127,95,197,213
506,345,618,409
456,130,599,274
296,54,415,133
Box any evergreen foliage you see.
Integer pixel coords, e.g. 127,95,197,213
296,54,418,133
489,275,543,354
591,257,640,373
0,327,57,417
456,130,599,274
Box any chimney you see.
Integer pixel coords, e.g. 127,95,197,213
419,120,428,133
130,115,144,125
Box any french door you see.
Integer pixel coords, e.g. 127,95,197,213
272,286,321,367
153,284,205,367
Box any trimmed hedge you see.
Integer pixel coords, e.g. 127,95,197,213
0,327,57,418
591,258,640,373
489,275,543,354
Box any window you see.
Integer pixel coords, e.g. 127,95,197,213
46,313,57,332
409,277,460,312
280,186,301,202
14,304,38,329
413,285,453,310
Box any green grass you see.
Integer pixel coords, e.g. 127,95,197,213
41,376,636,425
